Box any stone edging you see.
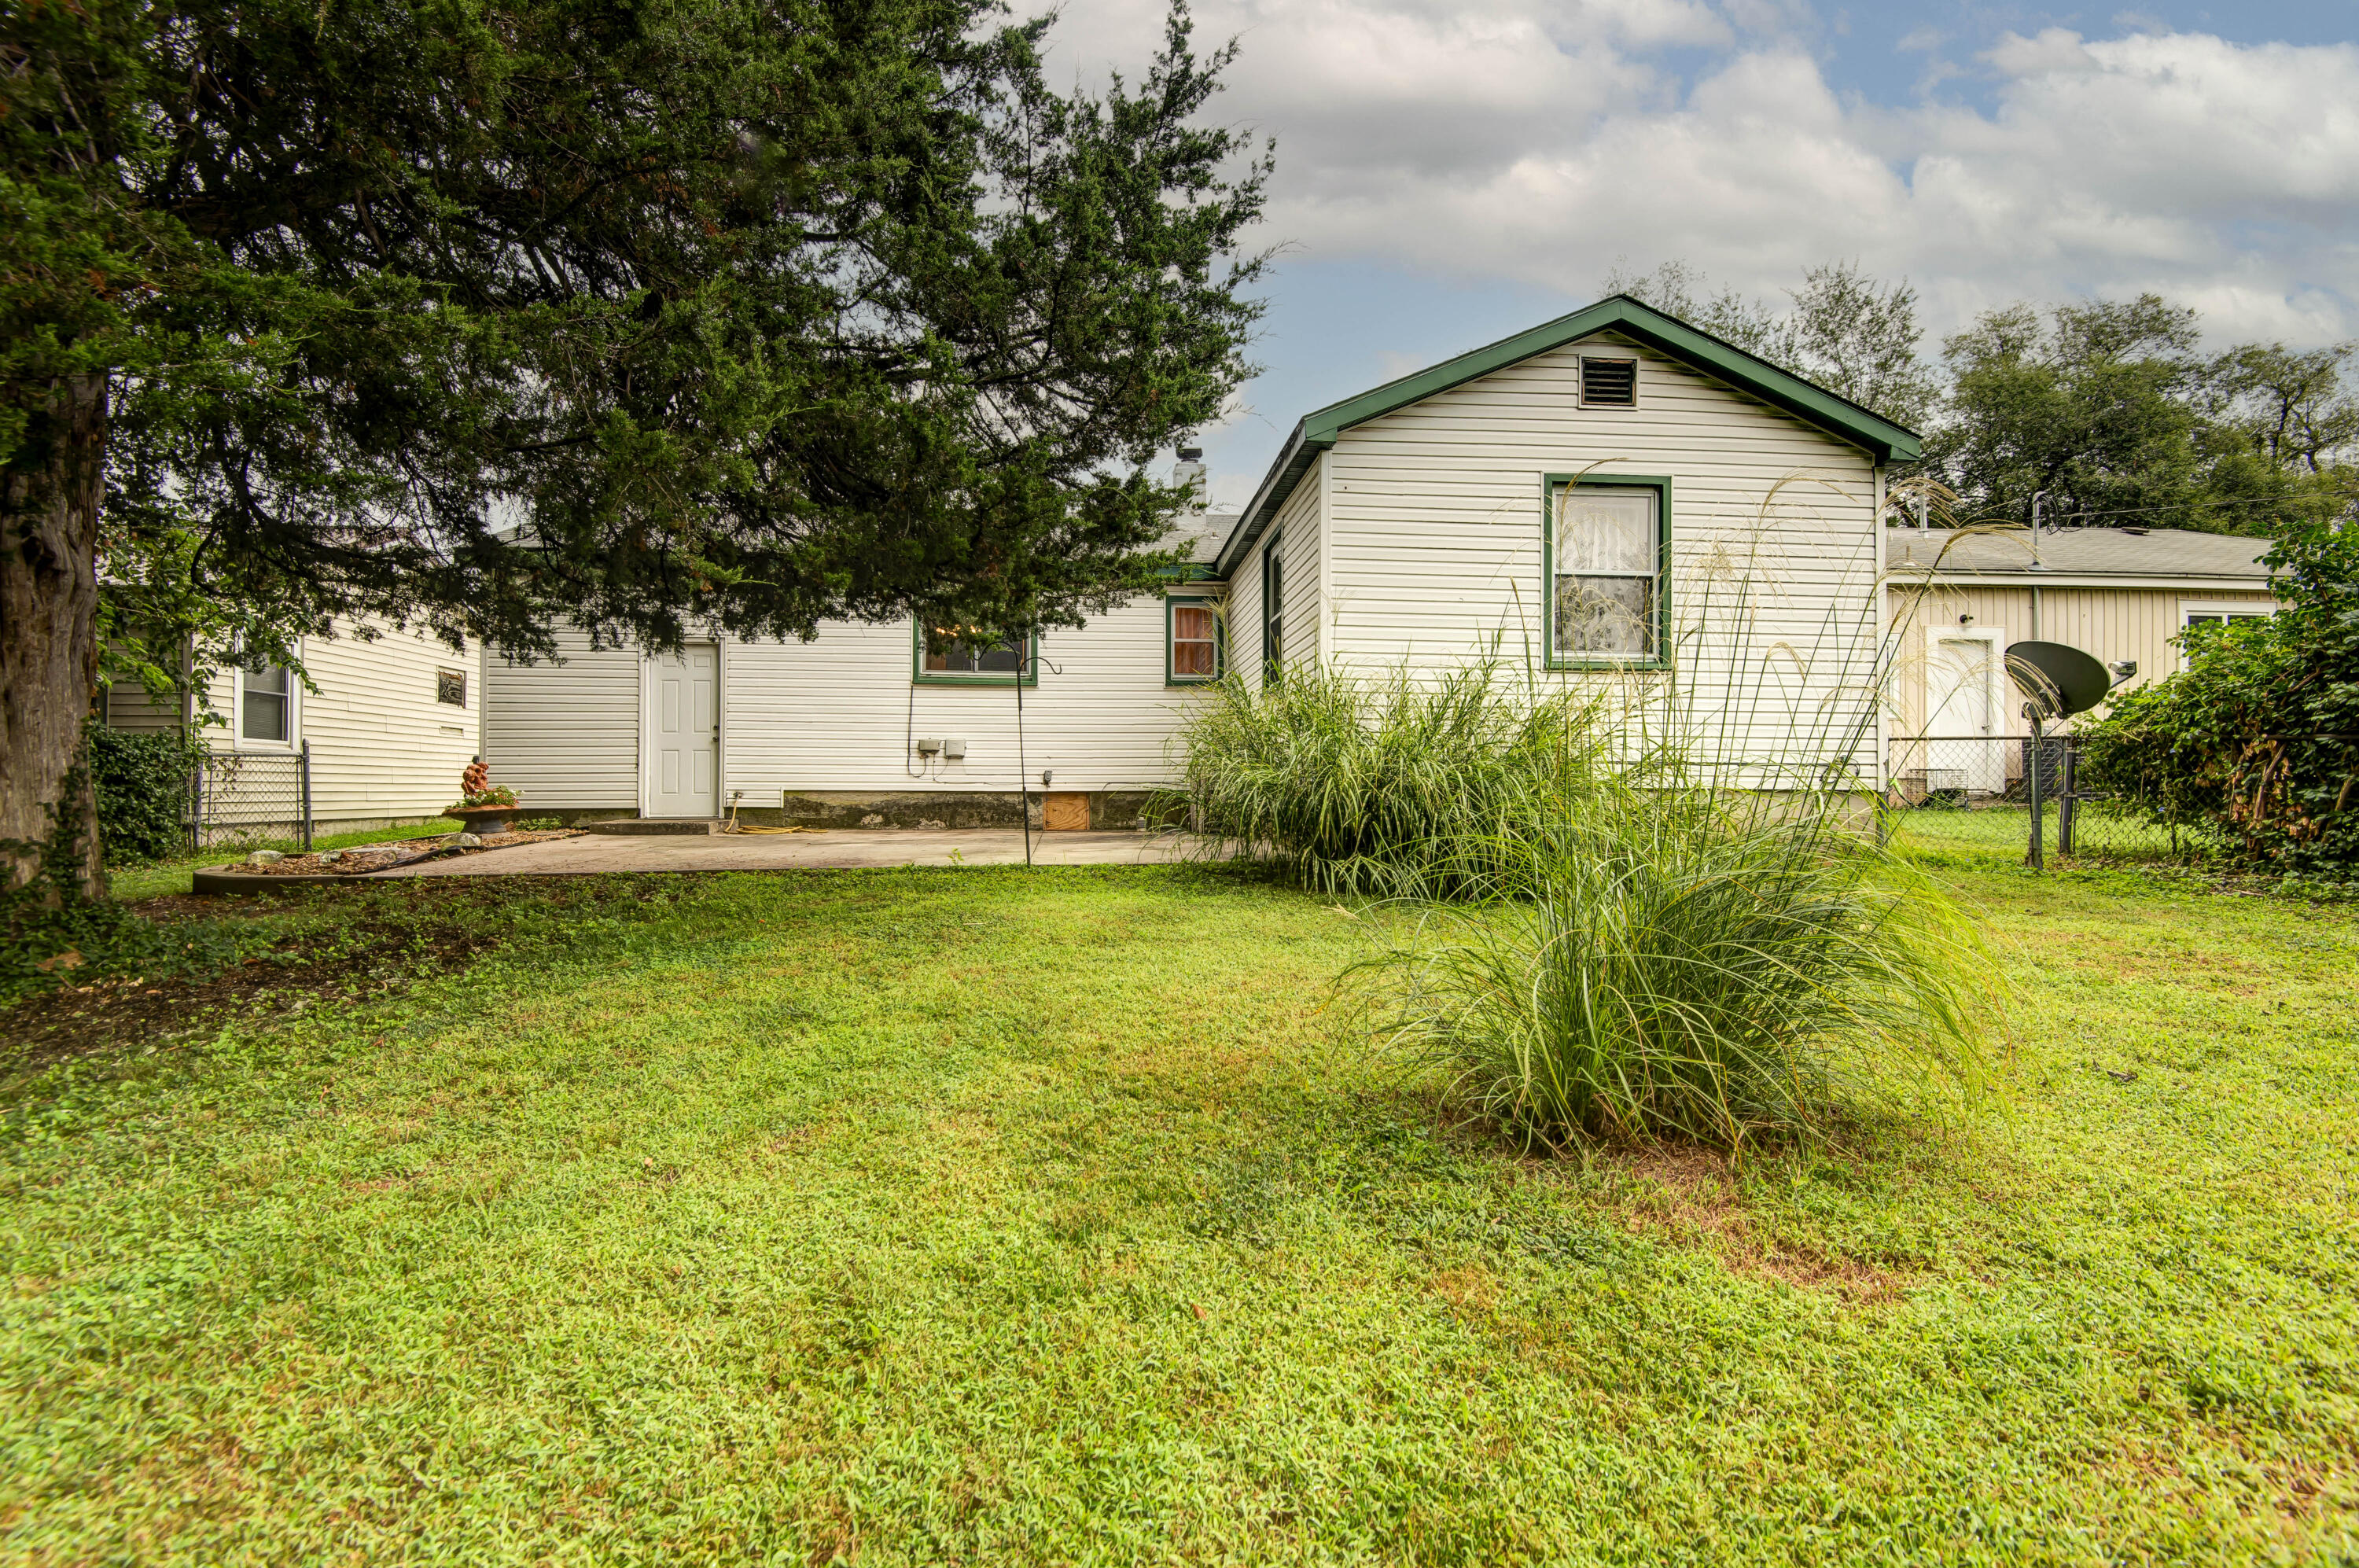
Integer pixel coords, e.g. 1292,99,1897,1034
190,832,568,894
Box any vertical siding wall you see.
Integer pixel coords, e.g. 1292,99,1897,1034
1278,472,1322,672
1323,333,1884,774
1224,453,1321,694
101,617,483,825
485,595,1212,811
1230,530,1265,696
488,627,643,811
101,675,184,733
302,622,480,822
722,595,1205,800
1886,580,2280,738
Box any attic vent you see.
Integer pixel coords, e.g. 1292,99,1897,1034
1580,356,1638,407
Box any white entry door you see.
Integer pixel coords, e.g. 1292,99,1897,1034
1927,631,2005,793
646,644,719,818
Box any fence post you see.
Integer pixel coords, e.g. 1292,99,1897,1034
2059,738,2076,859
188,752,204,856
2026,716,2044,871
300,740,314,852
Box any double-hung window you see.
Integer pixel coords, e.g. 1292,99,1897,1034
1547,477,1667,664
241,659,291,743
1168,598,1220,683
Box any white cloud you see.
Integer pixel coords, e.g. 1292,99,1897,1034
1048,4,2359,347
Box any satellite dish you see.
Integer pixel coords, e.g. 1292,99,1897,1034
2007,640,2111,720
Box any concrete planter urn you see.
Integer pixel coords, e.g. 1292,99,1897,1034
447,804,519,834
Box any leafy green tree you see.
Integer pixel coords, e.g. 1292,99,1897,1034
2077,518,2359,872
1923,295,2216,531
2,0,1270,891
2193,340,2359,535
1599,259,1939,430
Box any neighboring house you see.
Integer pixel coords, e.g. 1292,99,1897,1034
1883,525,2277,797
485,295,1920,826
103,618,484,839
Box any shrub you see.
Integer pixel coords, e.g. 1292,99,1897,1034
2075,520,2359,874
88,721,207,865
1169,659,1604,899
1354,777,1994,1150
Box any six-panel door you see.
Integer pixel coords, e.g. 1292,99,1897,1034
647,645,718,818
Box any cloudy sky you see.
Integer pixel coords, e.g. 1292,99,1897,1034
1046,0,2357,506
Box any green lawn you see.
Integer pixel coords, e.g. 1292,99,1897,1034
2,839,2354,1562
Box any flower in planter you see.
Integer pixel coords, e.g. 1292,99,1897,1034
449,762,520,812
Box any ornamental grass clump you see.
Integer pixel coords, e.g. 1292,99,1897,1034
1172,658,1604,899
1356,775,1996,1150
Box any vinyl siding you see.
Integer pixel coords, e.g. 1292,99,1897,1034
1323,332,1884,775
101,674,185,733
1231,526,1265,695
485,626,642,811
723,594,1206,798
300,621,480,822
1225,451,1320,694
1885,579,2278,738
1278,473,1322,672
100,617,481,824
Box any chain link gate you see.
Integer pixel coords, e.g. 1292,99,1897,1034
189,742,313,852
1886,734,2204,867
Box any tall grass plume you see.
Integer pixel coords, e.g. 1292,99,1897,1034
1353,775,1997,1150
1169,657,1605,899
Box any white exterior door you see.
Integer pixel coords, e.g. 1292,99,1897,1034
646,645,719,818
1927,631,2004,793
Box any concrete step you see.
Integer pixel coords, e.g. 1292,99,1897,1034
581,818,723,837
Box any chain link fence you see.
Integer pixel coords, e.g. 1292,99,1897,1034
190,744,313,852
1886,734,2204,866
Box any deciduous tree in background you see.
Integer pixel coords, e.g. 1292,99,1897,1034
2,0,1270,889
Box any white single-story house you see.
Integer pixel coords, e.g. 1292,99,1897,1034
103,617,484,840
1883,525,2276,797
484,295,1921,826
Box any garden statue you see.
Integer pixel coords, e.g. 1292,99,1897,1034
447,761,521,834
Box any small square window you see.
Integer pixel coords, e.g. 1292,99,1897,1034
1579,356,1638,408
1169,600,1220,683
436,668,468,707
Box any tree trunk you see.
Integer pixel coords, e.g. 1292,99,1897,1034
1,373,108,898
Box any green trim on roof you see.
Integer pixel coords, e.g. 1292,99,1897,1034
1215,294,1922,576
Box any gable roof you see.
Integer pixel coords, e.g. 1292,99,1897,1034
1213,293,1923,576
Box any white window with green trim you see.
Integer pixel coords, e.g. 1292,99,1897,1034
1546,476,1668,665
1167,596,1220,684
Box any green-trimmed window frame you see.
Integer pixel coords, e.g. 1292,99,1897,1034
1541,473,1672,671
911,623,1039,686
1165,594,1224,686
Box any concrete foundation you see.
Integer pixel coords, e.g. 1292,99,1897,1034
537,791,1182,833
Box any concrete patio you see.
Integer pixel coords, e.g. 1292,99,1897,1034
377,828,1198,876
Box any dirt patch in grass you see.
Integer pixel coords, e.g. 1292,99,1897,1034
1,896,504,1073
1605,1145,1902,1301
0,875,743,1076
